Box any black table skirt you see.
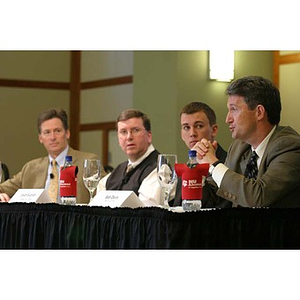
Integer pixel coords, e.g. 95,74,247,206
1,203,300,249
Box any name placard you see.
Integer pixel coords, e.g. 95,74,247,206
89,190,145,208
9,189,52,204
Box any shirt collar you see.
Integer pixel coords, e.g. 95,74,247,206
49,145,69,167
252,126,276,165
128,144,155,169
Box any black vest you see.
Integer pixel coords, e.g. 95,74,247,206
106,150,159,196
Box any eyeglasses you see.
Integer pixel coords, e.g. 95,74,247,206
118,127,146,137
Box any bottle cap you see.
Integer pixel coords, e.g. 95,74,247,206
65,156,72,162
188,150,197,157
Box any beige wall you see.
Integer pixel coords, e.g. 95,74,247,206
0,50,274,176
279,51,300,133
0,51,70,175
80,51,133,167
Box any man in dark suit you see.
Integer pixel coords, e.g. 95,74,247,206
196,76,300,207
0,108,106,204
172,101,231,208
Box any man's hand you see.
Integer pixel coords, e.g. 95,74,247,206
0,193,10,202
192,138,218,164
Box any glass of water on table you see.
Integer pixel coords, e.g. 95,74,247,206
83,159,102,203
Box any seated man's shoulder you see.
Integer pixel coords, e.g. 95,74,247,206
70,148,99,159
267,126,300,151
19,156,48,173
277,126,300,140
25,156,47,166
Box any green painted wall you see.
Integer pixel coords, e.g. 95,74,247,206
0,50,273,175
133,51,273,163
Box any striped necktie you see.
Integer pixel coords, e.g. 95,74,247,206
48,160,59,202
126,163,133,174
244,151,258,179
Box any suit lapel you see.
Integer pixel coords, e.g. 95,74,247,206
37,157,49,187
67,147,78,164
240,148,252,175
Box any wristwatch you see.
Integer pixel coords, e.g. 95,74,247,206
212,160,222,167
209,160,222,174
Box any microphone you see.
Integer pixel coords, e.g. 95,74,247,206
50,173,54,179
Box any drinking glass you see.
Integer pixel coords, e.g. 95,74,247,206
83,159,102,203
157,154,177,209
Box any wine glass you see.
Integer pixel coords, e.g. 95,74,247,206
83,159,102,203
157,154,177,209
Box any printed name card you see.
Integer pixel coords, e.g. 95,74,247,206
9,189,52,204
89,190,145,208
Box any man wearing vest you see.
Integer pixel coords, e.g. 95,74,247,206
97,109,162,206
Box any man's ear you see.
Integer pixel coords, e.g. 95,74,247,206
66,130,71,139
256,104,266,120
211,124,218,139
147,130,152,143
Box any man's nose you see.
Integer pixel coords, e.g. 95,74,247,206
126,131,134,138
189,127,197,136
50,131,56,139
225,112,231,123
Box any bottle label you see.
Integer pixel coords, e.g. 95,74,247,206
60,166,78,197
175,163,209,200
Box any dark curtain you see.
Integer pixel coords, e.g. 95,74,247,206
1,203,300,249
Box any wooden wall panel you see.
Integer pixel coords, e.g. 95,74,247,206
0,51,133,166
274,51,300,87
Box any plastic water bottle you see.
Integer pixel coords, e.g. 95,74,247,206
64,155,73,167
182,150,202,211
60,155,77,205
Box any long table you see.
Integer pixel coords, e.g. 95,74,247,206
1,203,300,249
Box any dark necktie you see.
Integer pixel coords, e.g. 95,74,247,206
244,151,258,179
121,163,133,186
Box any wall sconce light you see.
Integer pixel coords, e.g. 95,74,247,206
209,50,235,82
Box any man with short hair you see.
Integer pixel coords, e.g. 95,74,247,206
172,101,231,208
0,108,105,204
196,76,300,207
97,109,162,206
180,102,227,163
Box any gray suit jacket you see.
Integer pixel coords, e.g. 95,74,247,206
217,126,300,207
0,147,105,204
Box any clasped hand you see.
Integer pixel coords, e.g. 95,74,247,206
192,138,218,164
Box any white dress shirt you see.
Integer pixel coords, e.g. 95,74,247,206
97,144,164,206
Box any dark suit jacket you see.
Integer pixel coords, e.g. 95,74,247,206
0,147,105,204
172,144,232,208
216,126,300,207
